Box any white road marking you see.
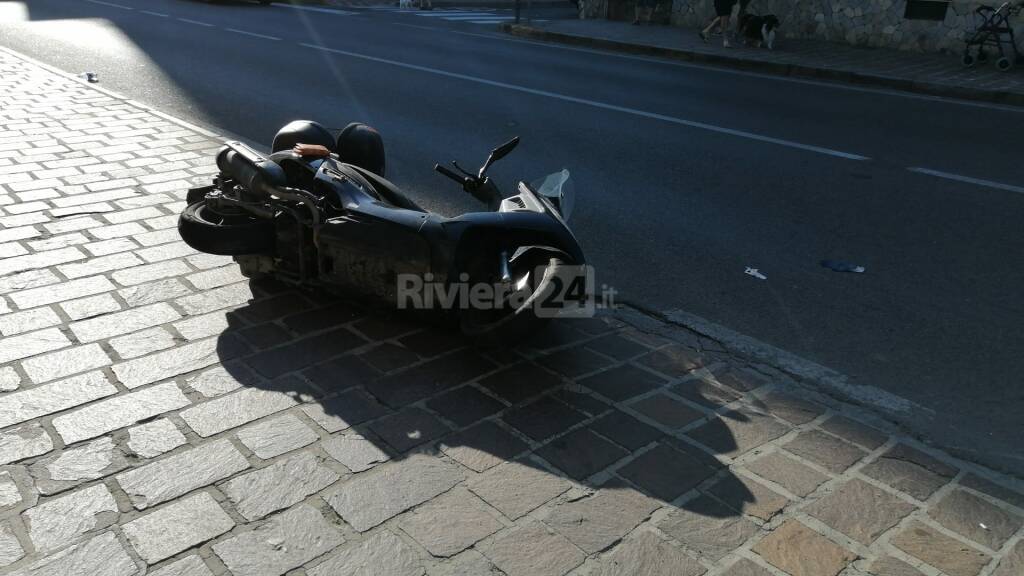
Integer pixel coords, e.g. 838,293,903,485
445,16,513,21
84,0,132,9
178,18,215,27
907,167,1024,194
225,28,281,41
275,4,357,15
300,42,869,161
140,10,169,18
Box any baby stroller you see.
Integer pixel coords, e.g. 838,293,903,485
962,1,1022,71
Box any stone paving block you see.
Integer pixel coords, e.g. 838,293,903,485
671,378,741,410
246,327,366,379
744,451,829,498
117,278,191,307
928,488,1022,550
752,519,855,576
660,496,758,561
52,381,190,444
686,409,789,459
637,344,705,377
861,444,957,500
23,483,117,553
892,521,990,576
0,328,69,365
214,504,345,576
371,350,495,408
819,415,888,450
127,419,186,458
0,366,20,392
57,252,141,279
578,363,667,401
9,276,114,310
357,342,420,373
503,395,586,442
320,434,390,473
308,530,421,576
368,407,450,453
479,520,584,576
326,454,463,532
478,362,562,405
9,531,136,576
399,487,504,557
112,338,227,389
426,550,501,576
960,474,1024,510
180,388,298,437
425,385,505,428
116,439,249,509
468,460,572,521
583,333,650,361
629,392,704,429
0,423,53,465
0,524,24,568
302,388,389,434
184,365,246,398
0,307,60,336
541,482,659,553
237,413,319,460
0,247,85,277
992,539,1024,576
109,327,176,359
596,531,705,576
0,269,58,297
783,429,867,474
171,310,236,341
721,558,774,576
60,293,121,321
867,556,926,576
21,345,111,384
123,492,234,565
0,472,21,508
617,443,716,503
750,390,825,425
148,555,214,576
705,472,788,521
222,451,340,521
538,346,613,378
536,427,628,480
29,436,129,495
0,371,115,428
588,409,662,451
439,420,529,473
173,282,253,315
806,478,916,545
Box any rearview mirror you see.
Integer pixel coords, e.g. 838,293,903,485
479,136,519,178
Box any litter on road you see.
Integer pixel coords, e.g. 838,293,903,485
78,72,99,83
745,267,767,280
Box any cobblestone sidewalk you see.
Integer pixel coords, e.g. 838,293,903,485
503,19,1024,106
1,46,1023,576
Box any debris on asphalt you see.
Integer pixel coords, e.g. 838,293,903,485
821,259,865,273
78,72,99,83
745,267,767,280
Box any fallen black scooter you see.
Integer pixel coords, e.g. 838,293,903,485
179,121,587,343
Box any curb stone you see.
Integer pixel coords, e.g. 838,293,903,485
500,24,1024,108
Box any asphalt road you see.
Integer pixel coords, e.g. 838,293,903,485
3,0,1023,475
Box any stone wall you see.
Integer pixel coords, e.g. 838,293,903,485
583,0,1024,54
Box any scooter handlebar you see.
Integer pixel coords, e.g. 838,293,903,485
434,163,469,186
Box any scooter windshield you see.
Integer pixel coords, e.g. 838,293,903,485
530,169,574,222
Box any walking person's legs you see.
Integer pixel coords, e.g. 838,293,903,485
701,0,735,46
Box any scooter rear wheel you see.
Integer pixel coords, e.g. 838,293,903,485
179,201,274,256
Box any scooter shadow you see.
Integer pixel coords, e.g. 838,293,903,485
211,276,760,534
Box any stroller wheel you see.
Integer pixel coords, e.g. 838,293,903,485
996,57,1013,71
962,52,975,67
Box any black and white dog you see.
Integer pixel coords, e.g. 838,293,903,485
738,14,780,50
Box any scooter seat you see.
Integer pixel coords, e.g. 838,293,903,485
345,164,425,213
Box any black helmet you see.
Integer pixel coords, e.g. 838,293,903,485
271,120,335,153
337,122,386,177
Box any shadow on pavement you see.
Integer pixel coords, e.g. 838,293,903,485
212,277,766,534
